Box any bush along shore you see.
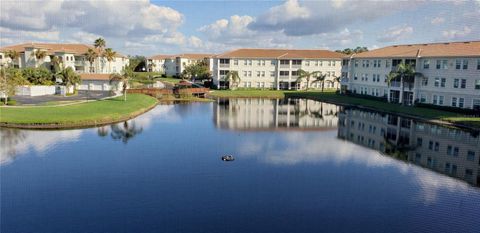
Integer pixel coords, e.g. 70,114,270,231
0,94,158,129
208,89,480,130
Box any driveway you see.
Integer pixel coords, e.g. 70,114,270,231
13,91,113,105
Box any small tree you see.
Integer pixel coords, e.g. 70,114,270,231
296,69,320,90
110,66,133,101
0,68,28,104
56,66,80,94
225,71,240,89
50,55,63,73
182,61,210,80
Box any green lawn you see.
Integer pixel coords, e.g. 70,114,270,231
154,77,182,84
0,94,158,128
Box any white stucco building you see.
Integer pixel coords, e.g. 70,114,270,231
147,53,214,77
212,49,343,90
341,41,480,109
0,42,129,74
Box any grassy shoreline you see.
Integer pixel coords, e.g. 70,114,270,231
209,90,480,130
0,94,158,129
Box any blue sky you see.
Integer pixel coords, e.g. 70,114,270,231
1,0,479,56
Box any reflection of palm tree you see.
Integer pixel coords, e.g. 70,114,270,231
110,121,143,144
97,126,109,137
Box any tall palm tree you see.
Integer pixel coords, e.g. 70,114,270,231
5,50,20,68
31,50,48,67
225,70,240,89
311,73,328,92
84,48,97,73
103,48,116,73
110,66,133,101
94,38,106,72
386,62,424,105
56,66,80,94
296,69,320,90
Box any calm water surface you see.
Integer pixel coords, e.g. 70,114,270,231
1,98,480,233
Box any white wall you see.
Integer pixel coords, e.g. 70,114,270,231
15,85,56,96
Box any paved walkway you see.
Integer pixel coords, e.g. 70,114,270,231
13,91,112,105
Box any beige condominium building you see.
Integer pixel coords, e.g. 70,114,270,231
338,108,480,186
147,53,214,77
213,49,343,90
341,41,480,109
0,43,129,74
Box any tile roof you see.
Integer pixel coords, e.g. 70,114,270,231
177,53,214,59
0,42,127,58
352,41,480,58
148,54,175,60
216,48,343,59
79,73,112,81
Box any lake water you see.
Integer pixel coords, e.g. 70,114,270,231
1,98,480,233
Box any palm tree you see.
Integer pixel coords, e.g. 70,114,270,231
386,62,424,105
296,69,320,90
5,50,20,68
326,75,341,91
84,48,97,73
49,55,62,73
311,73,328,92
56,66,80,94
103,48,116,73
109,66,133,101
94,38,106,72
31,50,48,67
225,70,240,89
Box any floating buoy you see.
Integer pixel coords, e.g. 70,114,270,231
221,155,235,161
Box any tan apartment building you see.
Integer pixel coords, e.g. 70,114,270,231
213,49,343,90
0,43,129,74
341,41,480,109
147,53,214,77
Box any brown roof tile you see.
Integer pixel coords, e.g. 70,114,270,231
216,48,343,59
353,41,480,58
79,73,112,81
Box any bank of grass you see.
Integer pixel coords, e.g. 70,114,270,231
0,94,158,128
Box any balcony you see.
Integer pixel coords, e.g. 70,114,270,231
280,64,290,69
219,63,230,68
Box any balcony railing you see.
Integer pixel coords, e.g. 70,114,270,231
219,63,230,68
279,64,290,69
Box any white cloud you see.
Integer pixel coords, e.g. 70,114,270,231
431,17,445,25
442,26,472,39
249,0,424,36
377,25,414,43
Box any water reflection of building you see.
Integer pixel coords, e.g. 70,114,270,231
338,108,480,186
214,98,339,130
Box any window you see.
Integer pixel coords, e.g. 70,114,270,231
233,59,238,65
477,59,480,70
292,60,302,65
270,71,275,77
456,59,461,69
433,95,438,105
467,151,475,161
451,97,457,107
248,60,252,65
279,71,289,76
436,60,441,69
244,60,247,65
248,71,252,77
459,98,464,108
261,71,265,77
420,94,426,103
461,79,466,88
280,60,289,65
423,60,430,69
453,79,459,88
428,141,434,150
447,145,452,155
257,60,261,66
243,71,247,77
463,59,468,69
256,71,261,77
439,96,444,105
417,138,423,147
434,142,439,151
453,147,459,157
475,80,480,89
386,60,390,68
474,99,480,110
441,78,446,87
421,77,428,86
354,60,358,67
291,71,299,76
442,60,448,69
305,61,310,66
271,60,276,66
434,77,440,87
